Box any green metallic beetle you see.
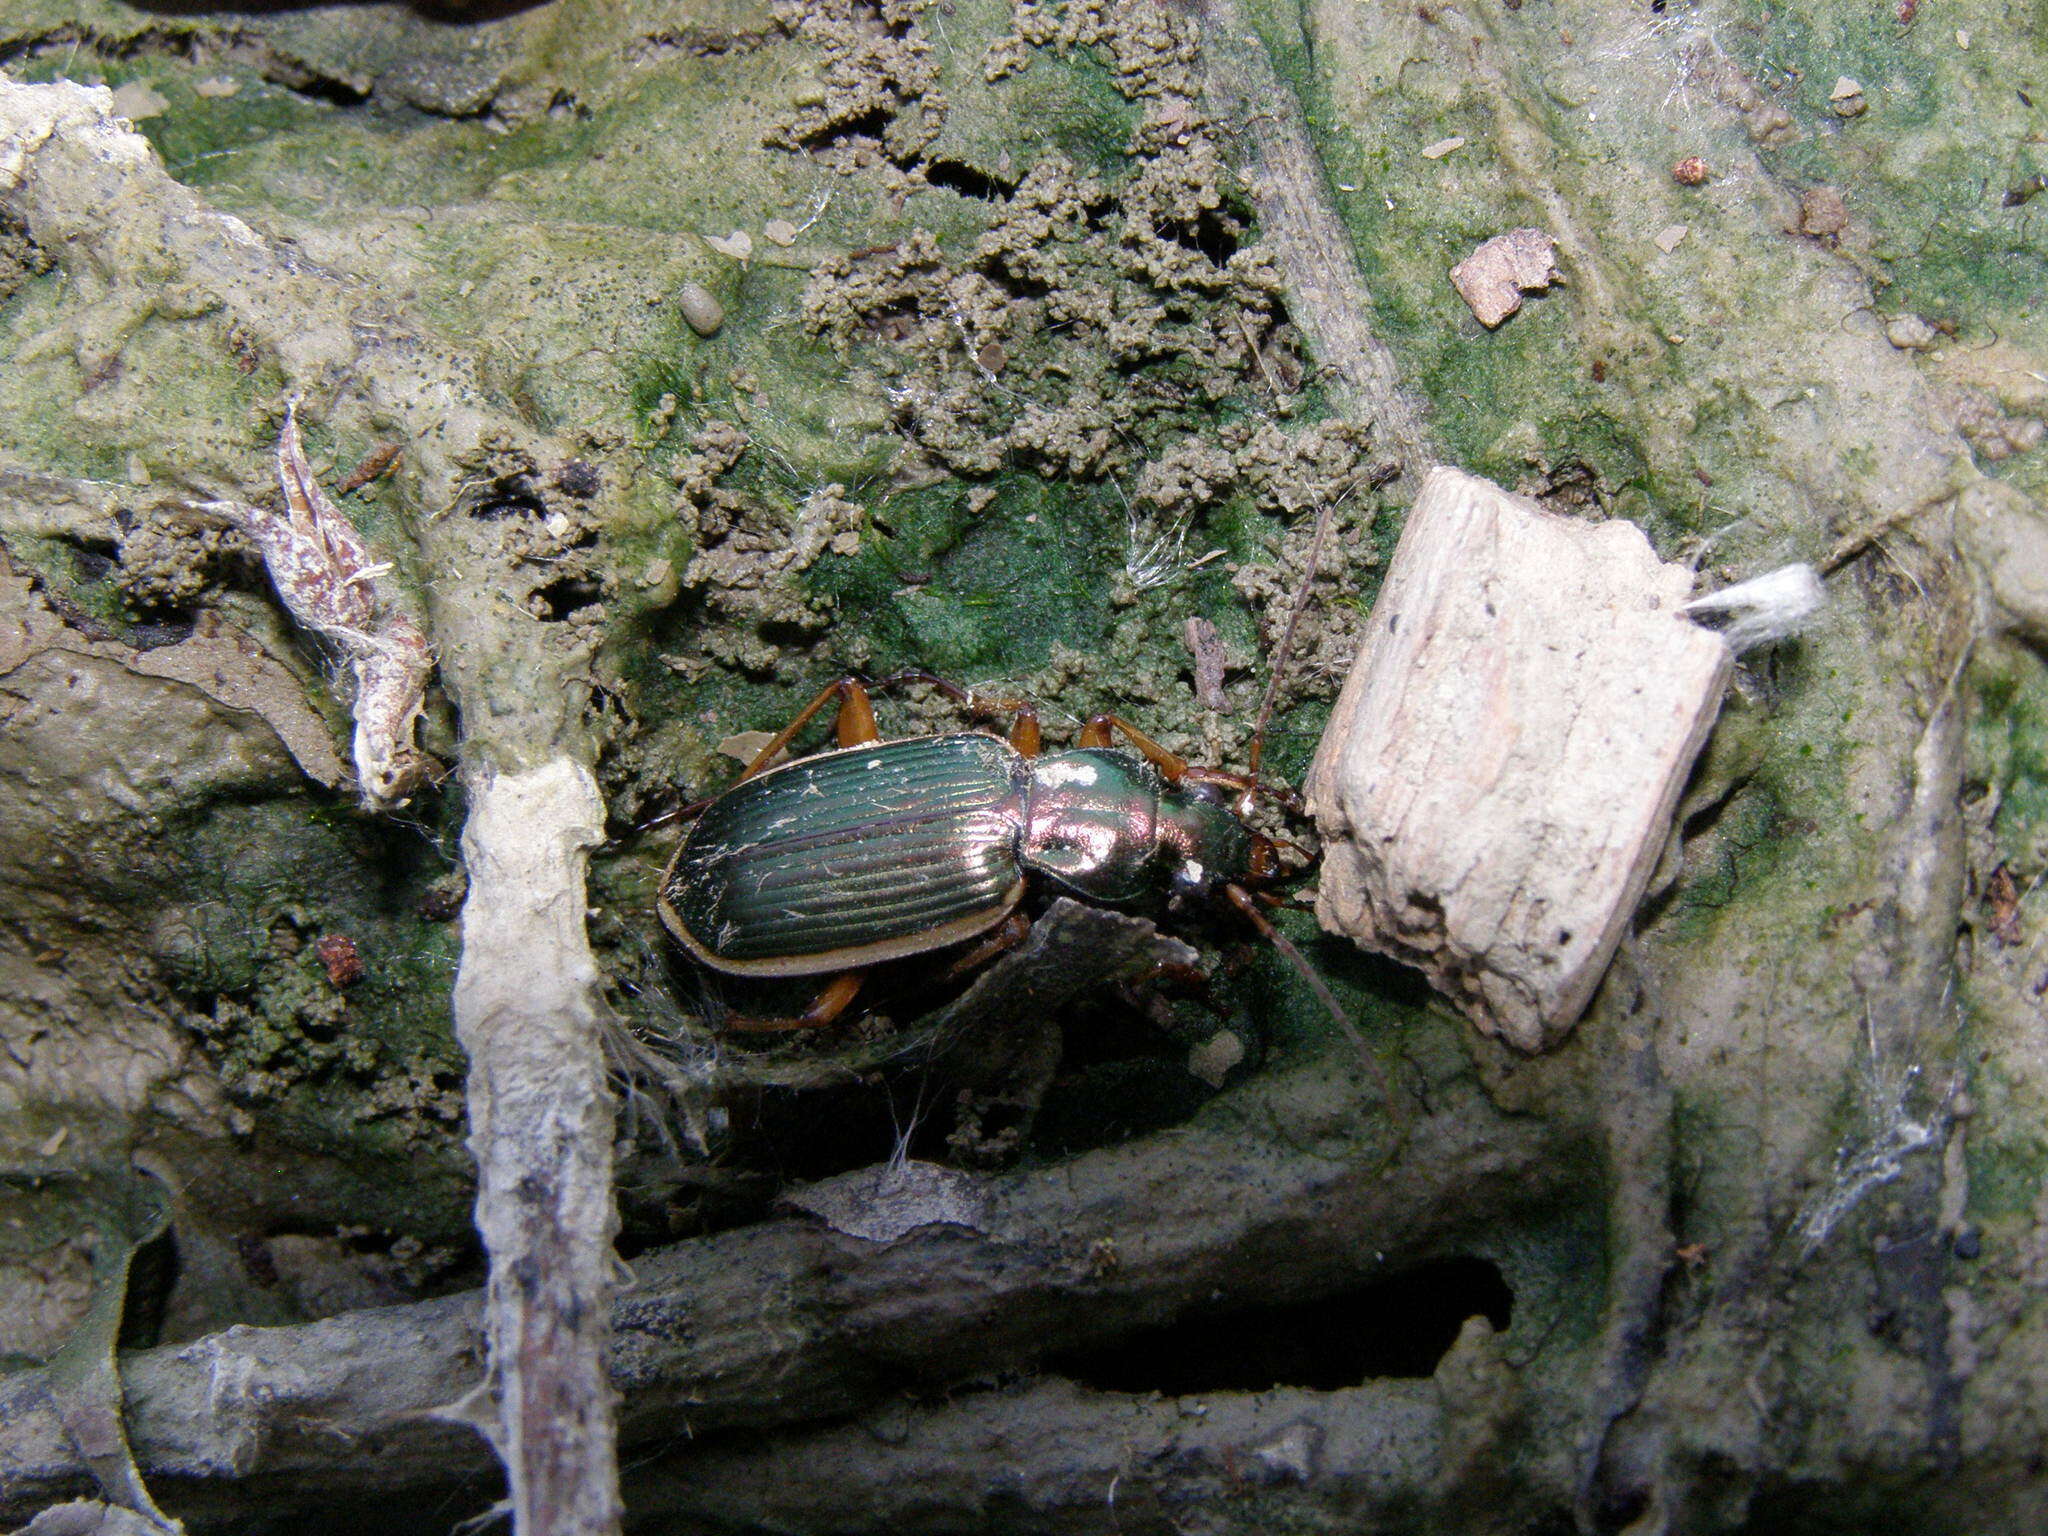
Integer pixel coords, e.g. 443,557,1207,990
658,673,1283,1029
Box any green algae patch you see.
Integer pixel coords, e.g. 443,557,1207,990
0,11,2037,1521
142,795,471,1154
1968,639,2048,870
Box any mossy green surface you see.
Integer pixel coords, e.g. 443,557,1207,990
2,0,2047,1520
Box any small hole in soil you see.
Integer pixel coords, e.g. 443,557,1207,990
532,574,605,620
1154,206,1242,265
925,158,1017,201
466,493,544,524
1048,1256,1512,1393
801,105,894,153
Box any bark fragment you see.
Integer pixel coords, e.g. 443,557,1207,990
1306,466,1731,1050
1449,228,1561,329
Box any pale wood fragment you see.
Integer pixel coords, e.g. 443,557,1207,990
1448,228,1559,328
1305,466,1732,1051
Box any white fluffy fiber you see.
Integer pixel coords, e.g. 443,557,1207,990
1683,563,1824,653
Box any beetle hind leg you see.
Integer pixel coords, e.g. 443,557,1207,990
728,676,882,783
933,909,1031,983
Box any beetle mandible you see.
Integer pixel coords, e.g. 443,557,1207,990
657,671,1294,1030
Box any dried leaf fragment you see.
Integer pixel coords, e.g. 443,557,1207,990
1449,228,1560,329
703,229,754,262
1183,614,1230,711
715,729,779,764
1986,864,2023,945
213,402,437,806
782,1160,991,1242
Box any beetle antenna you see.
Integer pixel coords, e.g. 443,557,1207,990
1246,480,1354,787
1223,882,1405,1138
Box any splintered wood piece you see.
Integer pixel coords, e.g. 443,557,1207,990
1305,466,1732,1051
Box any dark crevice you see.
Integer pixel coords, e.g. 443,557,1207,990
466,491,544,521
972,260,1054,302
859,302,924,342
1048,1256,1514,1393
925,158,1018,202
0,25,378,109
626,22,790,63
531,573,605,621
246,59,372,108
117,1223,179,1350
127,1,553,19
1152,206,1243,265
796,105,895,155
69,545,117,583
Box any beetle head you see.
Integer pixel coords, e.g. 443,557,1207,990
1155,779,1257,907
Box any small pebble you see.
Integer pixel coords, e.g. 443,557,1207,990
1884,313,1939,352
1799,186,1849,238
554,459,602,498
679,282,724,337
1421,135,1466,160
1830,76,1867,117
1672,156,1710,186
110,80,168,121
315,934,364,988
1188,1030,1245,1087
1449,227,1559,329
763,218,798,247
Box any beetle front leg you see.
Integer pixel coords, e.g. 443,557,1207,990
1078,713,1189,782
719,969,868,1033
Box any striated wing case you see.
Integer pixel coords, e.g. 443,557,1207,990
660,733,1030,976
